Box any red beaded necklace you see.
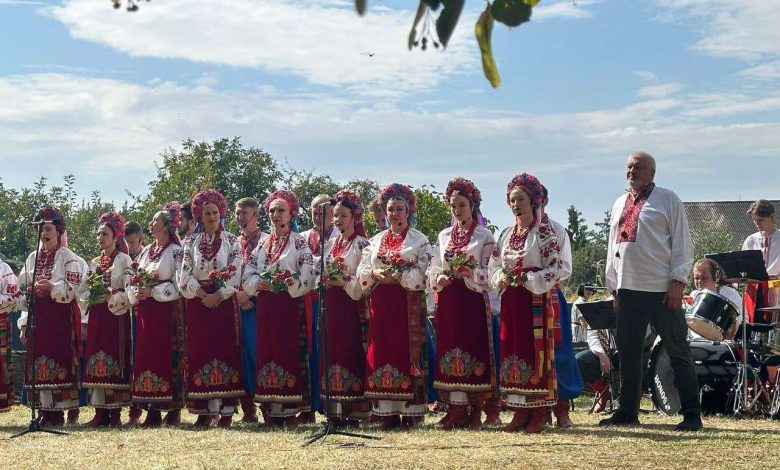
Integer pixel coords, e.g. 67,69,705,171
198,230,223,261
446,220,476,254
264,230,290,265
378,226,408,259
331,233,357,258
508,223,532,250
148,240,172,261
97,249,118,285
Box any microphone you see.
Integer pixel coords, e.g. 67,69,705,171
317,199,336,208
28,220,53,226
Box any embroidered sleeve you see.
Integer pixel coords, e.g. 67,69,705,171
524,225,562,295
399,231,432,292
468,228,494,293
242,239,264,298
217,233,240,299
0,263,19,313
177,236,200,299
107,255,131,315
151,246,182,302
287,234,315,298
488,227,511,291
51,254,82,304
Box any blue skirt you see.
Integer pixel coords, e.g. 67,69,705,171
554,288,584,400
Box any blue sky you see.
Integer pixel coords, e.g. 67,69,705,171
1,0,778,230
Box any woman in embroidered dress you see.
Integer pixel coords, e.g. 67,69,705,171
318,190,371,427
243,189,315,428
488,173,562,433
427,178,496,430
127,203,185,427
357,183,432,430
17,206,85,427
178,189,244,428
1,256,20,413
81,212,134,427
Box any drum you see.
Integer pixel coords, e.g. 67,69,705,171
649,339,738,416
686,290,739,342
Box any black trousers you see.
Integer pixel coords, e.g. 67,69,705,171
616,289,700,416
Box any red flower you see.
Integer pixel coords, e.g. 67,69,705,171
208,270,218,278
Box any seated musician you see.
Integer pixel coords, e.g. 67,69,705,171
687,258,742,341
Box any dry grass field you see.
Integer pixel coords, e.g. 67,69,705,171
1,399,778,470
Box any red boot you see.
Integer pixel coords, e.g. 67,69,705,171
217,415,233,428
128,404,142,426
48,411,65,428
141,409,163,428
469,403,484,431
193,415,213,428
66,408,80,426
38,410,51,427
502,408,530,433
380,415,401,430
239,396,258,423
438,404,468,430
525,407,547,433
553,399,574,428
109,408,123,428
163,409,181,426
85,408,110,428
483,396,502,426
297,411,315,424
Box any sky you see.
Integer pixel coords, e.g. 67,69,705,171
0,0,778,230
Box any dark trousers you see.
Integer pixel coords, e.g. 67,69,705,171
616,289,700,416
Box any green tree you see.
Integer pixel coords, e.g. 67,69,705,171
566,205,591,250
413,185,451,243
281,168,341,232
127,137,283,233
691,217,739,282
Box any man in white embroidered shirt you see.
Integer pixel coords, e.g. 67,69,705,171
600,151,701,431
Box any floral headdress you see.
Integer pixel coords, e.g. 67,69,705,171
506,173,544,210
445,177,486,226
333,189,366,237
34,205,66,233
378,183,417,227
98,211,128,254
263,189,301,219
191,189,229,220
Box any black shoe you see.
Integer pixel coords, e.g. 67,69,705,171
675,414,702,432
598,412,639,427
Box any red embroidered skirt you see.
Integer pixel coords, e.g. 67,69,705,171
1,312,13,412
434,278,495,396
498,285,556,407
254,290,309,405
24,296,80,409
320,287,366,400
132,298,185,409
364,284,427,404
184,291,245,409
83,303,132,405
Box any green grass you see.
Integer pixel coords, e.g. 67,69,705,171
1,398,778,469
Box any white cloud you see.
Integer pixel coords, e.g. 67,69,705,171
2,71,779,227
45,0,478,94
652,1,780,79
637,83,684,99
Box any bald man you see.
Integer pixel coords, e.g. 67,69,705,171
602,151,700,431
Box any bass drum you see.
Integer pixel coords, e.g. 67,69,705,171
649,339,738,416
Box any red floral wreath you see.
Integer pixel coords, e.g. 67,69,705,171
98,211,126,238
34,205,66,232
192,189,228,220
378,183,417,214
445,177,482,209
334,189,366,237
506,173,544,209
161,201,182,229
263,189,301,219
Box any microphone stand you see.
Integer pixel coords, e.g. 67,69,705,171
12,223,67,437
304,205,379,446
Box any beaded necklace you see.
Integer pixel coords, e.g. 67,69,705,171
508,223,532,250
331,233,357,259
97,249,117,286
446,219,476,254
378,226,408,261
198,230,223,261
265,230,290,265
148,240,172,261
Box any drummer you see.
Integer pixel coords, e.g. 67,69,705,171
687,259,742,341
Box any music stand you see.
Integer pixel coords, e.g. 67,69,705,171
705,250,769,415
577,300,619,414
